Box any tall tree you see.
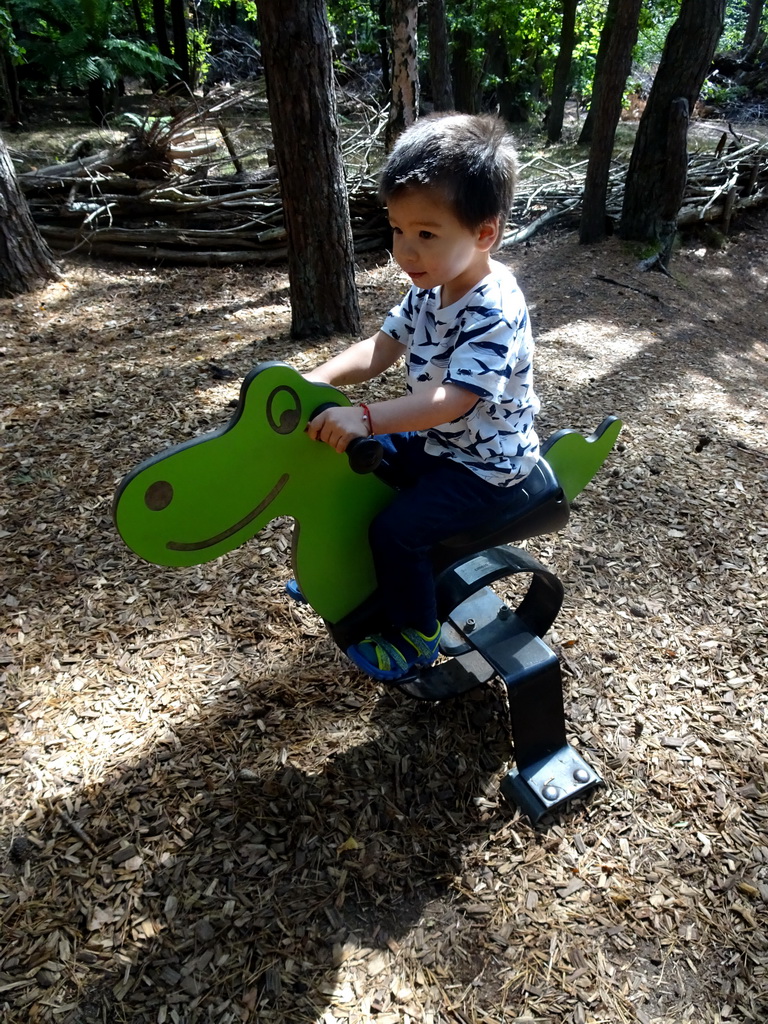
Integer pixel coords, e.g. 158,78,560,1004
451,23,482,114
743,0,765,50
578,0,617,147
0,6,22,125
258,0,360,338
426,0,453,111
130,0,150,43
547,0,579,143
620,0,726,247
0,51,22,125
579,0,642,244
169,0,191,86
152,0,174,62
375,0,390,94
0,133,60,296
385,0,419,150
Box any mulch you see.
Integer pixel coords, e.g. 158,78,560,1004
1,218,767,1023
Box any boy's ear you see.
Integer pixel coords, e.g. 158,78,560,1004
477,217,501,251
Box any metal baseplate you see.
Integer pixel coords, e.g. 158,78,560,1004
394,577,604,823
500,745,603,824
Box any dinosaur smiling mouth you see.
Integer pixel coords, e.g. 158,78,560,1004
166,474,289,552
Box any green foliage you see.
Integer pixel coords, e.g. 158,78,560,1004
195,0,258,29
701,79,749,103
439,0,610,111
211,0,258,24
720,0,768,50
634,4,679,71
114,109,172,130
7,0,177,92
7,0,740,121
0,4,25,62
326,0,383,57
441,0,753,113
634,1,766,71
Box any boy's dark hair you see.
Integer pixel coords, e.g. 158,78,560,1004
379,113,518,239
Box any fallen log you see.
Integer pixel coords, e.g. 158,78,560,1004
19,148,126,184
677,186,768,227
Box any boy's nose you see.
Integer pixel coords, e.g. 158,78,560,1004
394,235,417,266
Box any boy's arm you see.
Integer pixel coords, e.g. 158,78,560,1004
308,382,478,453
305,330,403,386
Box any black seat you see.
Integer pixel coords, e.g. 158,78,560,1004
328,459,569,652
431,459,569,572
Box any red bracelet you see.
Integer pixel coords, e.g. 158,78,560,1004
360,403,374,436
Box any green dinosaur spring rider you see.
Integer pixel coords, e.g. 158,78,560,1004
114,361,621,822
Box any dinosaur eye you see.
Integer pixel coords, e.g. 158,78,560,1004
145,480,173,510
266,385,302,435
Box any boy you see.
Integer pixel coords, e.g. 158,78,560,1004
306,113,539,682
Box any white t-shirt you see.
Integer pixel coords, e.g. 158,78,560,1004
382,260,540,487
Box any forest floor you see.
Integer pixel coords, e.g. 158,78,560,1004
1,107,768,1024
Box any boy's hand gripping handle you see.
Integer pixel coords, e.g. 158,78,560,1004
310,403,384,475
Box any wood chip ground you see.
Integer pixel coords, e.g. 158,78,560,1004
1,209,767,1023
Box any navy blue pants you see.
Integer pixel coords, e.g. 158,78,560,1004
370,433,525,635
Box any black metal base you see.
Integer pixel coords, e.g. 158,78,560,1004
388,547,603,823
326,544,602,823
500,746,602,824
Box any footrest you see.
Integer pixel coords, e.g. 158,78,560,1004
435,545,564,640
500,745,602,823
395,648,493,701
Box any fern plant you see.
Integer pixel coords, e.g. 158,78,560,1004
9,0,177,120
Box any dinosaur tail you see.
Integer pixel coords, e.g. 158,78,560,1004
541,416,622,503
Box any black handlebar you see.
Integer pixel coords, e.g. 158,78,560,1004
346,436,384,474
309,402,384,475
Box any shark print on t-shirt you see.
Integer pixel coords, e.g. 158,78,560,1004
382,260,540,487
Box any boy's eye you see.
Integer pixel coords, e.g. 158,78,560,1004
390,225,402,234
419,230,435,239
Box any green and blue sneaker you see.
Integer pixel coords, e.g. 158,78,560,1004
347,624,441,681
284,578,307,604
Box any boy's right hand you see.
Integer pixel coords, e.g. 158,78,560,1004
307,405,370,454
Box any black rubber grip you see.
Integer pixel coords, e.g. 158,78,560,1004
309,402,383,474
346,436,384,474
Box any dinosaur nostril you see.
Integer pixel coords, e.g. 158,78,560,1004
145,480,173,511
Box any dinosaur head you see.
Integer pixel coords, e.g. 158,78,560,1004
113,363,347,567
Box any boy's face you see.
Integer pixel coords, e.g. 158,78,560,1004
387,187,497,307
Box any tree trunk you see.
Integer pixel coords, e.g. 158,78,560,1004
579,0,642,244
547,0,579,143
578,0,619,146
385,0,419,150
654,96,690,264
258,0,360,338
744,0,765,50
452,26,483,114
620,0,726,243
87,79,115,124
0,134,60,297
152,0,174,63
376,0,390,94
426,0,453,111
1,51,22,125
131,0,150,42
485,31,520,122
169,0,192,87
